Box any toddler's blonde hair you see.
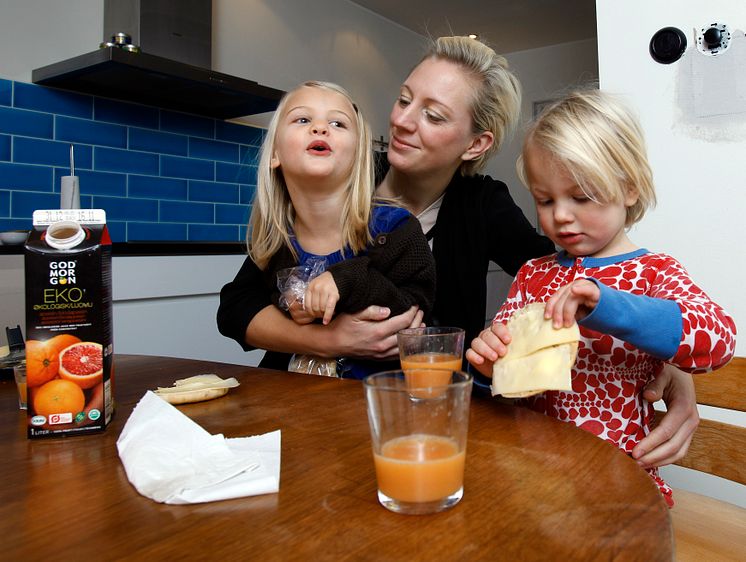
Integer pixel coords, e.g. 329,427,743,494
248,81,374,269
517,89,656,226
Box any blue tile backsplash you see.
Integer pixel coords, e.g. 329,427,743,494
0,77,263,241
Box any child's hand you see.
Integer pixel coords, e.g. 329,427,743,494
305,271,340,325
465,322,512,378
544,279,600,328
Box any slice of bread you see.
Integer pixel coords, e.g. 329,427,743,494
491,303,579,398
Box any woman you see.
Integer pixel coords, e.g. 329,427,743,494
218,36,698,468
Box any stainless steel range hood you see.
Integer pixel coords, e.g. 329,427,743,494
31,0,283,119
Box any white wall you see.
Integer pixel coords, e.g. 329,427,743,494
0,0,103,81
213,0,425,138
597,0,745,508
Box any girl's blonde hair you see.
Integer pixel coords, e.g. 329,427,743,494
424,36,522,176
517,89,656,226
248,81,374,269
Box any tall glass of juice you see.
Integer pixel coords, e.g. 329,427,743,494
363,370,472,514
398,327,465,398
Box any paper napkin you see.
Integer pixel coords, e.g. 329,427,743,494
117,391,281,504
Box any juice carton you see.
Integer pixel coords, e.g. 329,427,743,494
24,209,114,438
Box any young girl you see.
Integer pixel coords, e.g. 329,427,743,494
246,80,435,378
466,89,736,507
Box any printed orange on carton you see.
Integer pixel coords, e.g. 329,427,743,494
24,209,114,438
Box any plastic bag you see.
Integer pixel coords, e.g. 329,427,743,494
288,354,338,377
276,258,327,312
277,259,338,377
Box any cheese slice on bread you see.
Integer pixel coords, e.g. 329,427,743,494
491,303,580,398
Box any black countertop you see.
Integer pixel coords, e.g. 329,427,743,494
0,241,247,257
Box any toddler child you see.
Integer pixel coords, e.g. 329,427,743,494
466,89,736,506
247,81,435,378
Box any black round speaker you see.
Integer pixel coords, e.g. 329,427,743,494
649,27,687,64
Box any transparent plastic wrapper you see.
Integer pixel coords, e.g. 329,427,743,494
287,355,338,377
277,259,338,377
276,259,326,311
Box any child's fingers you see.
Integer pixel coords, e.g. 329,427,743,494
547,284,586,328
307,289,324,318
570,280,601,310
470,325,509,362
322,294,337,325
465,348,492,377
491,322,512,346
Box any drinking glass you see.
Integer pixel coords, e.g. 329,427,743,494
398,327,465,397
13,362,27,410
363,370,472,514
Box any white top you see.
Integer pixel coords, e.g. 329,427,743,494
415,194,444,249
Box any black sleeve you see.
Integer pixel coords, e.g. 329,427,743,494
482,179,555,276
216,255,273,352
328,216,436,318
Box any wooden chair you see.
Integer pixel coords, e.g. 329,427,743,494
655,357,746,561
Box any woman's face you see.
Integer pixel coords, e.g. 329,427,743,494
387,58,483,179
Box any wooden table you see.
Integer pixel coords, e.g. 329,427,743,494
1,355,673,560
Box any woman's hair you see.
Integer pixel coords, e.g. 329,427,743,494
248,81,374,269
423,36,522,176
517,89,656,226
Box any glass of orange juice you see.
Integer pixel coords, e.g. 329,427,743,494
13,361,27,410
363,370,472,514
398,327,465,398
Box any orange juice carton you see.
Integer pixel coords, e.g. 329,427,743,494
24,209,114,438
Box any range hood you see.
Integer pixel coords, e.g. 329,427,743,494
31,0,283,119
32,47,284,119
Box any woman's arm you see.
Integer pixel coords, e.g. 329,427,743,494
633,365,699,468
482,178,555,275
246,304,423,360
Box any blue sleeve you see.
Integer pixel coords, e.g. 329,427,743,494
579,279,682,360
369,205,411,238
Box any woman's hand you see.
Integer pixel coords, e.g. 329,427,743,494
327,305,423,360
633,365,699,468
465,322,512,377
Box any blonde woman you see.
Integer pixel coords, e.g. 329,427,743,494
467,89,736,506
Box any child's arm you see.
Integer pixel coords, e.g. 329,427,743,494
328,215,436,317
559,256,736,372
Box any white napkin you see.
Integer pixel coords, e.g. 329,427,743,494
117,391,281,504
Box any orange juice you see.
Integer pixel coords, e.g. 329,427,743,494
374,434,465,503
25,209,114,438
401,353,462,397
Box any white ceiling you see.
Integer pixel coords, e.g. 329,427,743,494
349,0,597,52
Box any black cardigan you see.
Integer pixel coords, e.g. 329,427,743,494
428,171,555,346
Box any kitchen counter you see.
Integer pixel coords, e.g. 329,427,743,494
0,241,247,256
